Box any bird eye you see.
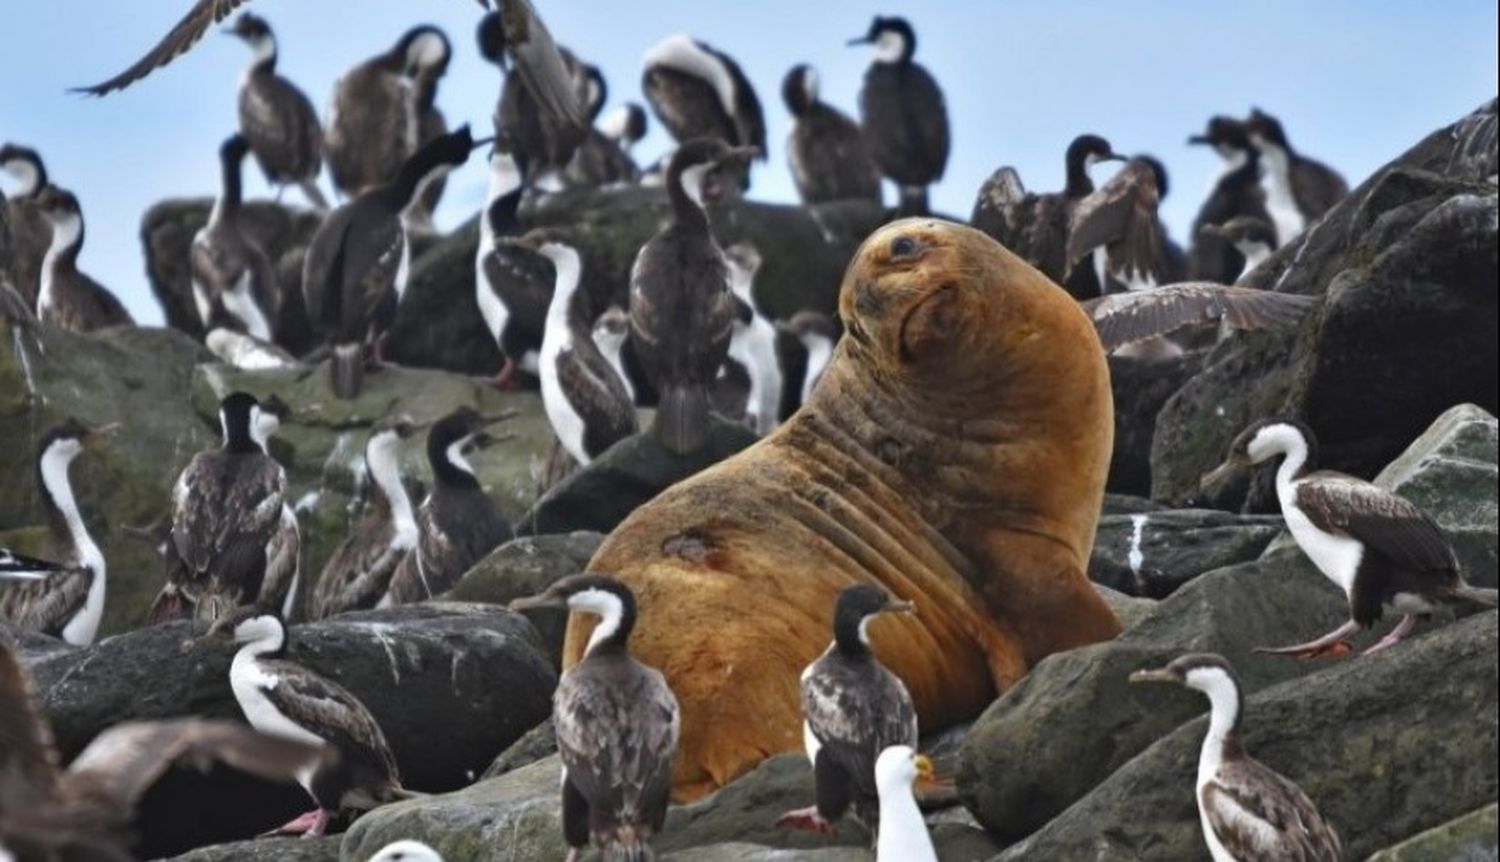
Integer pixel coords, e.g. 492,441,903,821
890,236,919,258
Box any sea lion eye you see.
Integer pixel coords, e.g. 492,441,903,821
890,236,919,258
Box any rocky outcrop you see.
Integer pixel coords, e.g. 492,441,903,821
995,611,1497,861
1106,353,1201,496
162,836,341,862
1089,508,1283,598
1366,803,1499,862
26,604,554,857
1151,99,1499,508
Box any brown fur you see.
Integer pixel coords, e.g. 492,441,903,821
565,219,1121,799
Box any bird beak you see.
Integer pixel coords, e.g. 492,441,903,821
470,135,496,151
1197,223,1226,239
481,409,519,426
86,422,122,444
914,754,935,782
1187,134,1210,146
1199,459,1242,492
475,0,490,7
471,430,515,450
1128,668,1180,685
846,36,873,46
1104,153,1128,163
719,145,761,165
886,599,917,616
508,594,560,612
0,571,45,582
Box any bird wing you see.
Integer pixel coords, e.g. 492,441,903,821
339,209,405,340
302,203,359,334
240,76,324,180
0,636,62,798
500,0,587,131
71,0,252,96
801,655,918,798
793,109,881,204
1,549,70,580
63,718,328,808
1080,283,1317,350
554,659,680,830
310,518,407,619
0,567,93,638
969,166,1029,248
556,344,639,459
1066,161,1162,281
260,660,401,783
257,509,300,614
1201,758,1343,862
1295,472,1458,574
170,453,286,586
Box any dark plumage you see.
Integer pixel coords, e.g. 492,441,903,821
478,6,590,183
1187,117,1271,283
1066,159,1169,294
0,636,326,861
775,310,838,421
1203,419,1498,657
385,408,512,605
1244,108,1349,246
325,25,450,198
1131,654,1343,862
71,0,254,96
850,16,949,215
510,574,679,862
777,584,918,836
32,187,133,333
304,126,479,399
782,64,881,205
1,143,52,309
475,143,554,386
1080,282,1318,352
0,420,114,645
407,29,453,230
1199,215,1278,282
191,134,280,341
200,608,408,836
228,13,327,209
564,67,644,188
629,138,754,454
150,392,286,623
643,35,768,174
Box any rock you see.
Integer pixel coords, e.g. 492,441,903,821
481,717,556,780
520,419,760,536
1089,509,1283,598
1093,584,1156,631
958,543,1347,841
995,611,1498,861
29,604,554,856
1,620,74,660
444,532,603,665
661,844,866,861
1101,493,1166,516
162,836,341,862
1151,99,1499,507
187,364,560,615
659,755,869,853
1367,803,1498,862
0,323,215,635
1106,353,1202,497
1371,403,1498,587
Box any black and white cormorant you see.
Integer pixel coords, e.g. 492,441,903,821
599,103,648,156
1080,281,1317,356
1244,108,1349,247
642,34,768,189
776,309,838,420
198,606,411,836
1187,116,1271,283
564,66,645,188
384,407,513,605
474,141,553,387
33,187,134,333
325,25,450,198
150,392,287,623
591,306,636,404
368,841,444,862
777,583,918,836
0,636,327,862
722,242,781,434
309,415,423,619
303,126,481,399
227,13,327,210
0,419,115,645
478,7,590,187
191,134,279,341
783,64,881,205
1198,215,1277,282
630,137,755,454
511,230,640,467
969,133,1124,297
849,16,949,215
1067,158,1170,294
873,746,938,862
0,143,52,308
509,574,680,862
1130,653,1343,862
406,28,454,232
1202,419,1498,656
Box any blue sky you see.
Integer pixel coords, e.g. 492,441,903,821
2,1,1496,324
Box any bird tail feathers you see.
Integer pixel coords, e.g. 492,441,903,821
654,383,710,455
331,343,364,400
603,825,654,862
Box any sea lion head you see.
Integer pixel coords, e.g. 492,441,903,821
838,218,1097,405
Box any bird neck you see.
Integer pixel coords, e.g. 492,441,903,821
430,436,481,490
43,213,83,275
234,628,287,662
388,147,452,210
581,590,636,656
366,437,417,538
246,34,277,74
667,164,713,233
1194,672,1243,776
833,610,875,656
215,154,245,223
876,780,934,861
1236,243,1270,278
38,446,101,572
1064,153,1095,197
1271,434,1311,498
6,160,45,197
544,251,583,328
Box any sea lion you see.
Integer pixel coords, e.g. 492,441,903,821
564,218,1121,799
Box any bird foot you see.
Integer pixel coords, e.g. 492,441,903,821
776,807,836,835
261,808,330,837
491,358,521,391
1253,640,1353,659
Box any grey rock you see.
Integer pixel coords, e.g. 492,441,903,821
660,755,869,853
1367,803,1498,862
30,604,554,856
160,836,342,862
662,844,866,861
1106,353,1202,497
1094,584,1157,631
1089,509,1284,598
1,620,74,660
444,532,603,665
481,717,557,780
1101,493,1166,516
996,611,1498,861
520,419,759,536
1151,99,1499,508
